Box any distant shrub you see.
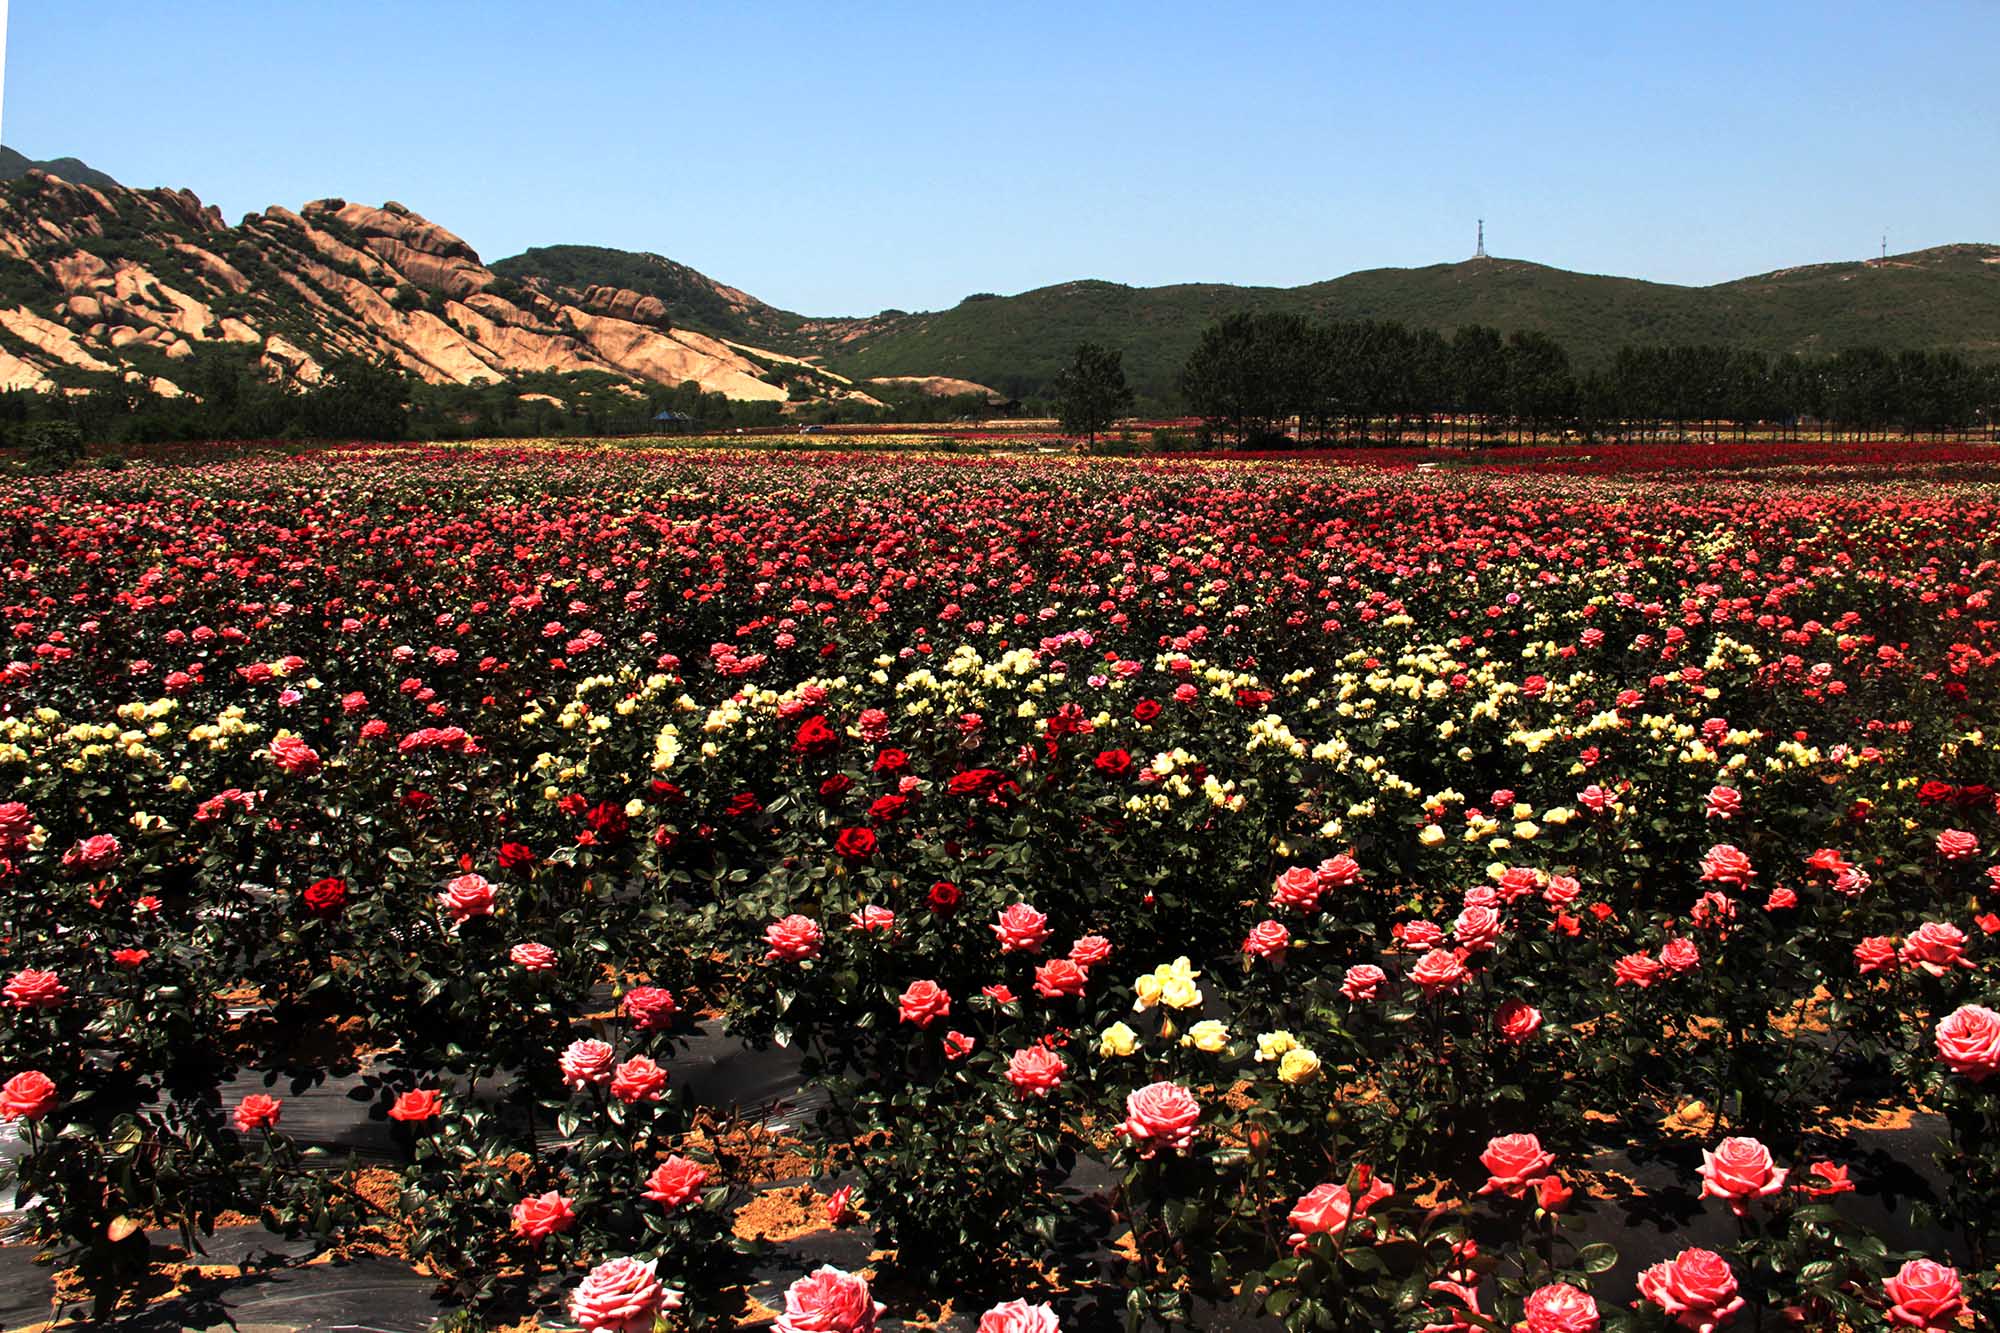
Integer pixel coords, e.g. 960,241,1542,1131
20,421,84,473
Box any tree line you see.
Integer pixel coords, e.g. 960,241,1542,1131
1177,311,2000,445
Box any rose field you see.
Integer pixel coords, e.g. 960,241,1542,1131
5,442,2000,1333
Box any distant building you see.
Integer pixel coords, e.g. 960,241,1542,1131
652,410,696,434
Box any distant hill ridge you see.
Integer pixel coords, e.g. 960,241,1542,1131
1,147,1995,406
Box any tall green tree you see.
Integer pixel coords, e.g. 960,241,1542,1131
1054,342,1135,449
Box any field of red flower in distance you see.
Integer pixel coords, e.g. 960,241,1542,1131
2,444,1998,1333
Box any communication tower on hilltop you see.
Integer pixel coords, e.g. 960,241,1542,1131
1474,219,1488,260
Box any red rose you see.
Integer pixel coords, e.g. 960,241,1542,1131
232,1094,283,1132
927,880,961,913
1637,1248,1743,1332
1479,1133,1556,1198
642,1154,710,1208
388,1088,443,1122
510,1190,576,1243
833,827,876,862
1132,699,1162,721
942,1030,975,1061
497,841,537,872
1698,1136,1788,1215
1093,748,1132,776
0,1070,56,1122
302,876,348,917
1883,1258,1963,1330
1936,1003,2000,1081
897,979,952,1027
1119,1080,1199,1157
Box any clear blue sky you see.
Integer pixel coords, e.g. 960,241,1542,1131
7,1,1996,316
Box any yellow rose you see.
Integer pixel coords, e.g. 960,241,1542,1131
1159,976,1204,1010
1254,1030,1298,1062
1181,1020,1229,1053
1098,1022,1139,1058
1419,824,1446,847
1132,975,1164,1011
1278,1048,1322,1084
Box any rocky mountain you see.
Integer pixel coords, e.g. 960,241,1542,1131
0,168,944,408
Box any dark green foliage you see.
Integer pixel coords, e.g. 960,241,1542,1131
1053,342,1135,447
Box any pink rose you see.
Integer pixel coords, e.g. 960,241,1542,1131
62,833,122,872
559,1038,615,1089
942,1030,976,1060
991,903,1051,953
1703,787,1741,821
1660,937,1700,974
438,873,496,924
1033,959,1088,999
1899,922,1972,977
1068,934,1113,968
1699,844,1755,887
1341,964,1387,1001
1316,854,1364,890
1936,1003,2000,1081
1479,1133,1556,1198
1242,920,1290,959
570,1256,679,1333
1637,1248,1743,1332
1495,998,1543,1044
1119,1080,1199,1157
1286,1168,1392,1251
898,979,952,1027
1517,1283,1600,1333
642,1155,710,1208
1270,865,1323,912
267,734,321,774
848,905,896,934
232,1094,283,1132
977,1299,1060,1333
1698,1137,1788,1216
1935,829,1979,861
511,1190,576,1243
622,985,677,1029
765,914,824,963
1410,948,1467,996
0,1070,55,1122
610,1055,669,1104
388,1088,442,1122
510,942,557,972
774,1264,884,1333
1613,951,1663,988
1882,1258,1964,1330
1854,936,1899,975
1005,1045,1066,1099
3,969,68,1010
1453,904,1502,953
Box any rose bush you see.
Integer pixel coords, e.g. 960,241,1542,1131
1,445,1997,1326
